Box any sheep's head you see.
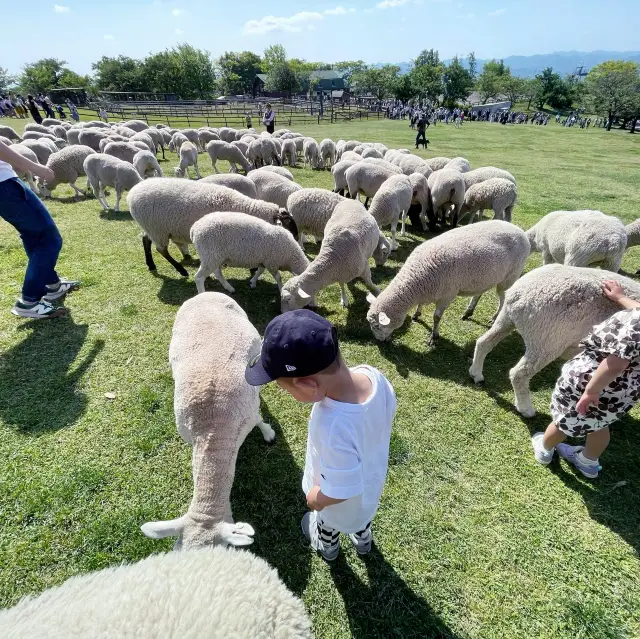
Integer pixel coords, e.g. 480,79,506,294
36,177,53,198
174,166,185,178
281,277,316,313
373,235,391,266
276,209,298,241
366,293,400,341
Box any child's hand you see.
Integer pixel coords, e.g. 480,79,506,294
576,391,600,416
603,280,626,304
306,486,324,511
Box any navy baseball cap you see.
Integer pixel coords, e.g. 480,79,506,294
245,310,339,385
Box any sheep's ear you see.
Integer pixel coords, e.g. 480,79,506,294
221,522,255,547
366,292,377,305
141,516,186,539
378,312,391,326
297,287,311,300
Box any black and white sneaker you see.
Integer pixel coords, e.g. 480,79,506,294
43,278,80,301
301,512,340,562
349,526,373,555
11,299,66,319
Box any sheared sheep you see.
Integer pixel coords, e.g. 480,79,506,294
281,138,297,167
427,169,465,229
133,149,164,179
9,145,40,192
443,157,471,173
369,174,414,250
463,166,516,189
78,128,110,151
16,139,55,165
459,178,517,224
287,188,345,248
84,153,142,211
38,144,96,199
346,162,398,206
0,125,21,141
319,138,337,169
331,158,359,196
247,169,301,208
206,140,253,174
200,173,257,199
122,119,149,132
303,138,321,169
174,141,201,179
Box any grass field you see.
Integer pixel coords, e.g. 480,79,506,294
1,115,639,638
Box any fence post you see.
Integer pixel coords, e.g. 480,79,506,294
187,112,190,126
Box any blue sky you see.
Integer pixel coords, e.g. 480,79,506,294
3,0,640,75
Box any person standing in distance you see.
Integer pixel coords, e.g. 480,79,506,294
262,103,275,134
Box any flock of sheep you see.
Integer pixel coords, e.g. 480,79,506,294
1,116,640,635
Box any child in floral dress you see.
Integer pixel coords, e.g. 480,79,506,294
532,280,640,478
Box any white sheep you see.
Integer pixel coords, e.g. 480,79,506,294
361,147,383,160
287,188,345,248
24,123,50,134
526,210,627,272
346,162,398,206
65,128,81,145
141,127,166,158
463,166,516,189
362,157,403,174
198,129,221,150
133,149,163,179
626,219,640,253
252,165,294,181
122,119,149,132
342,140,361,153
319,138,337,168
175,141,201,179
206,140,253,174
127,180,295,275
104,141,146,164
9,145,40,192
177,128,201,148
169,131,188,152
21,131,58,144
0,135,13,146
427,169,465,228
340,150,363,163
303,138,322,169
459,177,518,224
16,139,55,165
130,131,156,154
443,157,471,173
83,120,111,129
98,134,128,151
281,138,297,167
200,173,257,199
281,199,390,310
0,546,312,638
84,153,142,211
142,293,276,548
191,212,309,293
373,142,389,156
49,124,67,140
0,125,21,141
469,264,640,417
38,145,96,199
78,128,110,151
331,158,359,196
367,221,530,346
391,153,433,179
247,137,281,169
114,125,137,138
231,139,250,157
217,126,238,143
369,174,414,250
247,170,301,208
426,156,452,171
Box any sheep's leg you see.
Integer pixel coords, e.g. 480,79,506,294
212,159,220,174
249,265,265,289
412,304,423,321
298,232,306,250
364,197,370,209
390,220,399,251
157,243,189,277
229,162,237,174
254,418,276,443
269,269,283,291
142,235,157,271
400,210,406,236
461,294,482,320
510,348,559,418
193,264,210,294
114,187,122,212
469,308,514,383
70,181,84,200
492,206,504,221
161,144,165,160
541,250,553,265
213,267,236,294
429,300,453,346
194,161,201,180
339,282,350,307
360,264,381,296
176,242,191,259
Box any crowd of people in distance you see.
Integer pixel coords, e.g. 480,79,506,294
0,93,80,123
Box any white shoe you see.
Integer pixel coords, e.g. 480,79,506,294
531,432,554,465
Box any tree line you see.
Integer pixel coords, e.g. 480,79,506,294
1,44,638,130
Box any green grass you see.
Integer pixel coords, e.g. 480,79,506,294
1,115,640,638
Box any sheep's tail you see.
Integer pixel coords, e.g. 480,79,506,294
625,219,640,248
141,515,187,539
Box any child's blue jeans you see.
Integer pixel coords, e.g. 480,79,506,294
0,178,62,302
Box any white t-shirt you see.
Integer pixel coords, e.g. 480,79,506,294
302,365,396,532
0,159,18,183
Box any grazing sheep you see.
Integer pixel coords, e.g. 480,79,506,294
361,147,383,160
49,124,67,140
426,156,452,171
281,138,297,167
169,132,188,152
626,219,640,253
392,153,433,179
200,173,257,199
66,128,81,145
287,188,345,248
98,134,128,151
17,139,55,165
373,142,389,156
469,264,640,417
346,162,398,206
319,138,337,168
0,125,21,141
463,166,516,189
369,174,414,250
362,157,403,174
526,210,627,272
231,140,249,157
331,158,359,196
217,127,238,143
191,212,309,294
175,140,201,179
127,180,295,275
247,137,281,169
10,145,40,192
443,157,471,173
122,119,149,132
0,136,13,146
114,126,137,138
41,117,61,127
247,170,301,208
24,123,50,134
206,140,253,174
133,150,164,179
0,547,312,638
342,140,361,153
293,136,305,156
234,128,250,140
84,153,142,211
83,120,111,129
78,128,109,151
141,127,166,158
38,145,96,199
142,293,276,548
104,141,146,164
199,129,220,149
340,150,362,163
22,130,58,143
427,169,465,229
405,173,431,231
459,178,518,224
178,128,201,148
303,138,321,169
367,221,530,346
281,199,390,310
130,131,156,154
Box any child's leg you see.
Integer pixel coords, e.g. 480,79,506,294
543,422,567,450
317,520,340,553
532,422,566,465
349,521,373,555
583,427,610,460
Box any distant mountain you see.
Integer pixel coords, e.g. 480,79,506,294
378,50,640,77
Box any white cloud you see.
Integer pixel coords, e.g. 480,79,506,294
244,11,324,34
175,28,184,35
103,34,114,40
172,8,184,16
488,7,506,15
54,4,70,12
376,0,408,7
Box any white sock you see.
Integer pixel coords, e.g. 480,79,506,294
577,450,599,466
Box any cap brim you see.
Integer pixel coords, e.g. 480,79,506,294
245,357,275,386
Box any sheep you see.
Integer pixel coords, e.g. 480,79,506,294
342,140,361,153
49,124,67,140
22,130,58,143
200,173,257,199
198,129,220,149
114,125,137,138
175,140,201,179
141,127,166,158
38,145,96,199
84,153,142,212
130,131,156,154
191,212,310,294
0,546,312,637
104,141,147,164
247,169,301,209
78,128,109,151
463,166,516,189
169,131,188,152
84,120,111,129
122,119,149,132
234,128,250,140
178,128,201,148
247,137,281,169
16,139,55,165
217,127,238,143
273,128,291,137
66,128,81,145
98,134,128,151
0,135,13,146
405,172,431,231
392,153,433,179
336,139,346,159
340,150,363,163
271,137,283,156
9,145,40,192
526,210,627,272
345,162,399,206
127,179,296,275
206,140,253,174
361,146,383,160
287,188,345,248
253,165,294,181
231,140,249,157
443,157,471,173
281,138,297,167
331,158,359,196
362,157,403,174
469,264,640,417
369,174,414,250
0,125,21,141
426,156,452,171
626,219,640,249
24,123,50,134
281,199,390,310
373,142,389,156
133,149,164,179
459,178,518,224
427,169,465,229
303,138,322,169
294,136,305,156
319,138,337,169
367,220,530,346
142,292,277,549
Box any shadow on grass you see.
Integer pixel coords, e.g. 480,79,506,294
98,209,132,222
0,317,104,434
329,547,458,638
231,398,311,596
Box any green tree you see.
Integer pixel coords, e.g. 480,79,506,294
410,63,443,102
586,60,640,131
533,67,572,110
442,56,474,107
262,45,287,72
352,65,400,100
467,52,477,82
522,77,540,110
18,58,83,93
0,67,15,94
264,62,298,97
333,60,366,86
413,49,440,68
501,75,525,106
216,51,262,95
92,56,147,92
394,74,414,102
475,59,508,104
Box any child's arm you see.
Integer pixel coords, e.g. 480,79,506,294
306,485,346,511
576,354,630,415
603,280,640,310
0,141,55,182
